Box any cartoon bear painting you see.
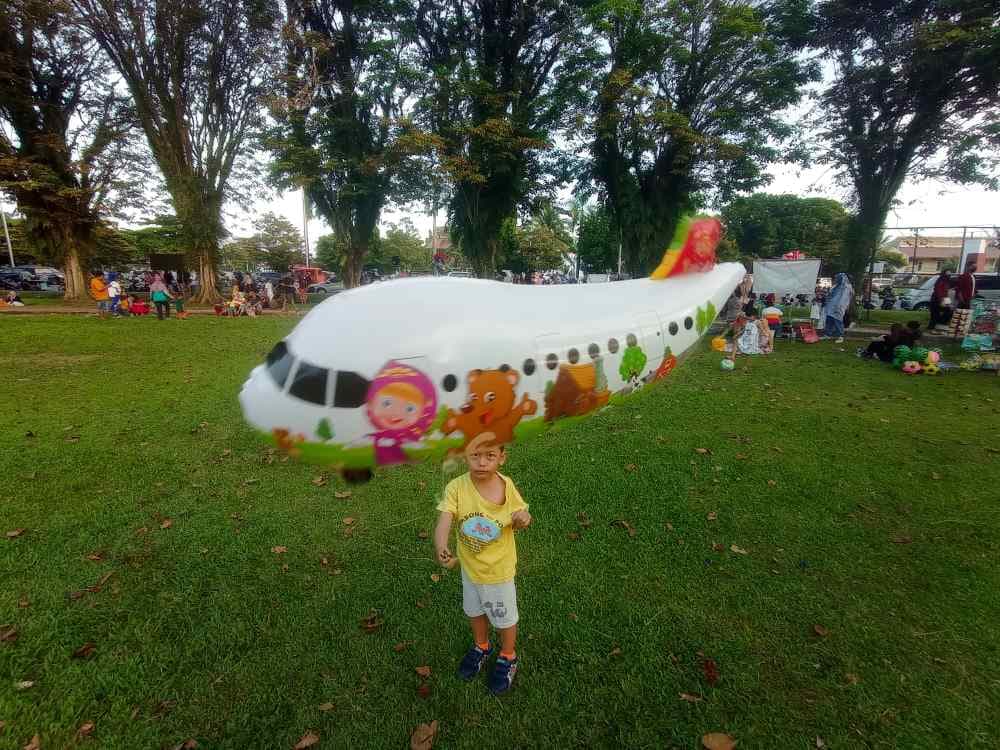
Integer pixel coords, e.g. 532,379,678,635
544,360,611,422
442,367,538,448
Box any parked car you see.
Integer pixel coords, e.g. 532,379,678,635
447,271,473,278
972,273,1000,305
306,281,344,297
900,273,1000,310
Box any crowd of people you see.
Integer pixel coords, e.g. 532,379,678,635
213,271,300,317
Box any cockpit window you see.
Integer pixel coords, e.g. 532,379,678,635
266,341,294,388
288,361,329,405
333,371,370,408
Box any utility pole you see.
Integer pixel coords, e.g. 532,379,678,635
1,205,13,268
910,228,919,272
617,224,623,279
301,189,310,267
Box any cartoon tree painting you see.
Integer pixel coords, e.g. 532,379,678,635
619,345,648,386
316,418,334,442
696,301,718,335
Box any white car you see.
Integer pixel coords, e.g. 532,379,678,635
306,281,344,296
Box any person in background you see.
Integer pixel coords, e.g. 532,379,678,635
170,275,189,319
3,290,25,306
149,273,174,320
761,301,783,347
89,271,109,318
899,320,923,347
822,273,854,343
128,294,150,315
955,262,976,310
263,279,275,309
928,270,951,331
106,272,123,316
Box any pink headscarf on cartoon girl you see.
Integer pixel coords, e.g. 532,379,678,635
365,360,438,465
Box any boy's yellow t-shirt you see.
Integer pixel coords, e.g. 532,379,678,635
437,472,528,584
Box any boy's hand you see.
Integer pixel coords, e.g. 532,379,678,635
436,546,457,568
510,510,532,530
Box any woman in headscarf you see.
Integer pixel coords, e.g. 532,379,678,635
149,273,174,320
823,273,854,343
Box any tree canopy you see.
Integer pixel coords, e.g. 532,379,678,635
721,193,849,264
73,0,281,300
808,0,1000,285
586,0,818,275
0,0,146,298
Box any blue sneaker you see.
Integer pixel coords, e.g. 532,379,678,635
457,644,493,680
488,655,518,695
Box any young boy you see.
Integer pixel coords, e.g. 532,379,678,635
434,437,531,695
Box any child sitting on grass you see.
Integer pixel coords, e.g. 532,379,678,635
434,436,532,695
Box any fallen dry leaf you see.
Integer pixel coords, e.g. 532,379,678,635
679,692,703,702
334,490,352,499
702,658,720,686
318,702,335,712
221,449,232,457
694,447,711,455
813,624,830,638
608,647,623,658
320,557,328,566
665,522,674,531
171,741,198,750
417,683,432,699
610,519,636,537
711,542,724,552
429,573,441,583
567,532,580,541
271,546,288,554
85,552,103,561
771,446,783,453
6,529,26,539
160,518,173,530
359,609,384,633
707,511,718,521
24,734,41,750
702,732,737,750
417,530,429,540
415,665,432,678
729,544,748,555
97,571,114,587
77,722,95,737
815,738,826,749
311,475,328,487
18,596,29,608
892,535,913,545
577,512,593,528
342,517,355,526
410,720,438,750
72,642,97,659
393,641,412,653
845,672,860,685
930,472,941,481
568,612,578,621
624,463,638,472
734,452,749,460
766,479,777,487
16,680,35,690
293,731,319,749
1,625,17,643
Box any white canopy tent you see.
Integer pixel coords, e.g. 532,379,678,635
751,259,821,297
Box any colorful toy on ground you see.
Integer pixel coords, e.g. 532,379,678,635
239,216,744,477
720,358,735,371
923,363,940,375
901,361,923,374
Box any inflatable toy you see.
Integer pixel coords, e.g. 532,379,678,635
925,350,940,365
891,345,911,369
923,363,940,375
901,360,922,374
239,217,744,477
720,358,735,371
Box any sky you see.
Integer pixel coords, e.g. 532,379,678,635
242,163,999,263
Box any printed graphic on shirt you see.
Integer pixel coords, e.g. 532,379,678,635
459,514,502,553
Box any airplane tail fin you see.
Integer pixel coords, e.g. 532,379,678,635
650,215,722,280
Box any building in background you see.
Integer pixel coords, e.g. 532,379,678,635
889,235,999,274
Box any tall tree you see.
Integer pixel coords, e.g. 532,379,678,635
575,204,618,274
587,0,817,275
810,0,1000,287
268,0,426,288
73,0,281,301
721,193,849,263
413,0,589,277
0,0,145,299
254,212,305,272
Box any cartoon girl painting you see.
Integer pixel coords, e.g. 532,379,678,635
365,360,438,465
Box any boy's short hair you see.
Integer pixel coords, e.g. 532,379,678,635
465,433,507,454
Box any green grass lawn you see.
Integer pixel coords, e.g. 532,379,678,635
2,316,998,749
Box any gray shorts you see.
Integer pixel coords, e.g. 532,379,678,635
461,568,519,629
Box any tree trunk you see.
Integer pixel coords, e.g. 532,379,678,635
194,250,220,303
342,249,363,288
843,200,888,294
62,244,86,301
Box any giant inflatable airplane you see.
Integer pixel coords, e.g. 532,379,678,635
239,217,745,478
